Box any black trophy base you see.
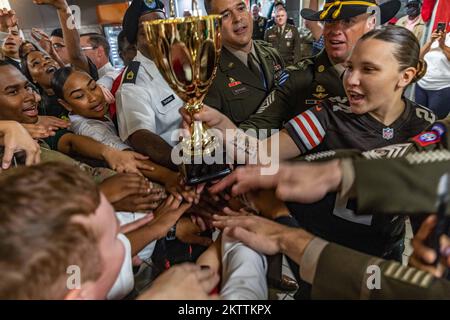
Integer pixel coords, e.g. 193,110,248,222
182,162,232,186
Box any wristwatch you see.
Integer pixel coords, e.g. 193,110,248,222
166,224,177,241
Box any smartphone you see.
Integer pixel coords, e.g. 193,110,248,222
437,22,446,33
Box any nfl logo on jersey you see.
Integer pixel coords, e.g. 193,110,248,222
382,127,394,140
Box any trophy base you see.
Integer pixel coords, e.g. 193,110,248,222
181,162,232,186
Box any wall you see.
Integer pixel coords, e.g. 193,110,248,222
9,0,126,30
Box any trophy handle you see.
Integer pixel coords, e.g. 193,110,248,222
192,0,200,16
169,0,176,18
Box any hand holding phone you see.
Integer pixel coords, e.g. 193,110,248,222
437,22,446,34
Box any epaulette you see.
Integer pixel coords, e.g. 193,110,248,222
122,61,141,84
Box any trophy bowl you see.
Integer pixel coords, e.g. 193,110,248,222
143,15,232,185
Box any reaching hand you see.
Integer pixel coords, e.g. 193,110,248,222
32,0,68,10
37,115,70,131
99,84,116,104
103,148,154,176
165,173,203,203
208,165,280,196
0,121,40,169
100,173,167,212
214,214,312,257
176,216,213,247
0,9,18,32
409,215,450,278
138,263,219,300
179,103,236,133
152,195,192,238
21,123,57,139
100,173,152,203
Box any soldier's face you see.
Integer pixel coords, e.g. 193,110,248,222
343,38,412,115
119,37,137,66
0,65,39,124
137,11,166,59
323,13,375,64
211,0,253,51
59,70,107,120
275,9,287,27
252,5,259,18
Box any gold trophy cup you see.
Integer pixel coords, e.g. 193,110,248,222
143,0,231,185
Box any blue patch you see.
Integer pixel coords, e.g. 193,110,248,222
413,131,441,147
420,132,438,142
277,71,290,87
431,123,446,137
144,0,157,9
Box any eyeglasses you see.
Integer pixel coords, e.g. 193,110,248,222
81,46,98,51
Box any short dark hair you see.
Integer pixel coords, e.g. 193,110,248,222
81,33,111,57
0,162,102,299
50,28,63,39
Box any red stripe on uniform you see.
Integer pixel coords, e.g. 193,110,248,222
302,112,324,143
293,116,317,148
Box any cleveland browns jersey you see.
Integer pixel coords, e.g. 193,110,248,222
284,97,436,259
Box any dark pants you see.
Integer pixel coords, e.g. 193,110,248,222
415,85,450,119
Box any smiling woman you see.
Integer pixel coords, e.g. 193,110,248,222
20,50,69,120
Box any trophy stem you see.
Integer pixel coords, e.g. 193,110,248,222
182,101,217,157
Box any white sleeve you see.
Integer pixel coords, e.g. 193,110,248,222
116,83,157,141
71,119,130,151
220,240,268,300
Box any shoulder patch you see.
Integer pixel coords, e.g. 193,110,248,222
412,131,441,147
122,61,141,84
276,70,290,87
382,261,433,288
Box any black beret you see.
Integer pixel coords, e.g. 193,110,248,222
122,0,165,44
